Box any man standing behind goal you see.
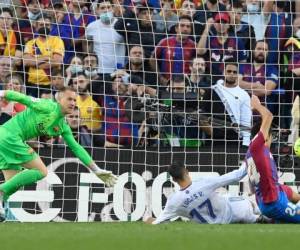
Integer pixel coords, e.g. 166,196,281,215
0,87,117,203
146,161,262,224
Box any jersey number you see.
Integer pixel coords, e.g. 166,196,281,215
189,199,216,223
285,203,297,217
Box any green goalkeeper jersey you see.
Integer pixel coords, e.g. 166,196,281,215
2,90,93,166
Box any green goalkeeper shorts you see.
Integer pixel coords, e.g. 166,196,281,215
0,127,38,170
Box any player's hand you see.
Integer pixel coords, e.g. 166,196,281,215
145,217,155,224
89,163,118,187
94,169,118,187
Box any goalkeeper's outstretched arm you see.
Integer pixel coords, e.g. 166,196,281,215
0,90,39,107
0,90,55,112
62,126,117,187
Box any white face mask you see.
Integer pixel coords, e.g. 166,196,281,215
84,69,98,78
247,4,260,13
100,11,114,24
70,65,83,74
28,10,41,21
296,30,300,39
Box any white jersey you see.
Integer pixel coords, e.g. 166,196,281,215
153,164,258,224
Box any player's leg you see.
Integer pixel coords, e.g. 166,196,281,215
259,190,300,223
0,157,47,200
279,202,300,223
275,191,300,223
2,170,21,181
228,196,259,223
1,170,20,220
247,151,279,203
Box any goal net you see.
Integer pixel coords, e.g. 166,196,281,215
0,0,299,222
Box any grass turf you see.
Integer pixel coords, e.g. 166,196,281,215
0,222,299,250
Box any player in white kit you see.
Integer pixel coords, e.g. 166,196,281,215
146,162,261,224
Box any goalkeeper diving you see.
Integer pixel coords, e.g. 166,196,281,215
0,87,117,203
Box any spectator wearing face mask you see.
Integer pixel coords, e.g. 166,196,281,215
83,53,100,81
152,0,178,36
18,0,44,44
241,0,265,41
84,0,125,74
82,53,112,106
23,14,65,97
65,55,83,86
240,0,290,46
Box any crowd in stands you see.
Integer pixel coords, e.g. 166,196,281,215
0,0,300,148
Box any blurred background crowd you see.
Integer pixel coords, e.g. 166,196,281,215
0,0,299,148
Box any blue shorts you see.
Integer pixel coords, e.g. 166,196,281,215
258,191,300,223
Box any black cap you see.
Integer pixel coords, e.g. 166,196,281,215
135,2,153,13
51,0,64,8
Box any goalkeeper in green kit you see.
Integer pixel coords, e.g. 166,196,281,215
0,87,117,203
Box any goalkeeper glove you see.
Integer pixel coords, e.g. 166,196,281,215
89,163,117,187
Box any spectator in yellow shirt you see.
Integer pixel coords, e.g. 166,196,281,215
23,14,65,97
0,8,22,64
70,72,102,132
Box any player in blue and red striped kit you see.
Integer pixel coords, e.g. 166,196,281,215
246,95,300,223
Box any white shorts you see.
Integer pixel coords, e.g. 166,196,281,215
228,197,258,223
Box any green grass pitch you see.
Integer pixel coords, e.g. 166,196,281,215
0,222,299,250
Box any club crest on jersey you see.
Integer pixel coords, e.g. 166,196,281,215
87,107,92,114
53,126,60,132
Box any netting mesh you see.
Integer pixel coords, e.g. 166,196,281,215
0,0,299,221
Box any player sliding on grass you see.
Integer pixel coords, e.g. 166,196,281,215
0,88,117,203
146,161,263,224
246,95,300,223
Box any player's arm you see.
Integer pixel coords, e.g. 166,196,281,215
204,162,248,191
0,90,41,107
240,97,252,146
147,197,177,225
251,95,273,140
0,90,55,113
62,126,117,187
